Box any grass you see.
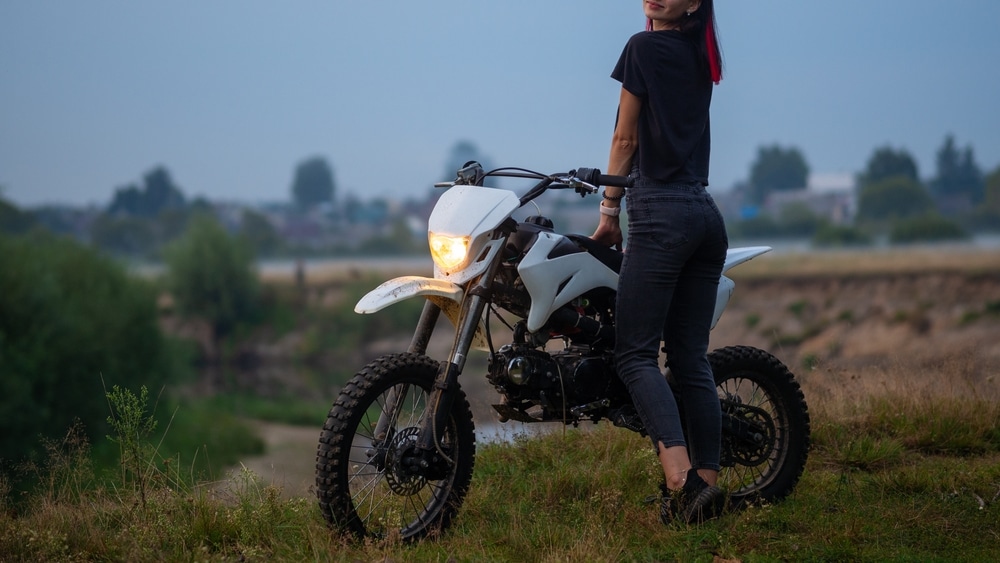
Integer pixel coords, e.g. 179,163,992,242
3,379,1000,562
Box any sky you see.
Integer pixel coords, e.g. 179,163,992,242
2,1,999,208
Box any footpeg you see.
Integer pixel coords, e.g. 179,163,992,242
610,406,646,435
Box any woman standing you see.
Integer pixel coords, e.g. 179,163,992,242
592,0,728,525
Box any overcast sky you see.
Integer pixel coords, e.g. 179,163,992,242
2,1,999,208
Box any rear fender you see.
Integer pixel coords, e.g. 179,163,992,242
712,246,770,329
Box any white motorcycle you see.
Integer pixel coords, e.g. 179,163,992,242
316,163,810,540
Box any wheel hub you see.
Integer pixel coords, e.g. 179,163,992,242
721,396,777,466
383,427,426,496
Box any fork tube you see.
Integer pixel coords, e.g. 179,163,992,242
407,300,441,355
417,252,504,453
415,292,488,454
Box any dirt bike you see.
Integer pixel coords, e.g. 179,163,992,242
315,163,810,540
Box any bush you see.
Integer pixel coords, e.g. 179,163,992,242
0,233,174,463
857,176,935,222
728,214,783,239
812,224,873,247
889,213,968,244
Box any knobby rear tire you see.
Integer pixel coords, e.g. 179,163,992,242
315,353,476,541
710,345,810,506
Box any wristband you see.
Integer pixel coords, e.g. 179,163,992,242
599,202,621,217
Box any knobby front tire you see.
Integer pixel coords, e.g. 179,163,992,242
315,353,476,541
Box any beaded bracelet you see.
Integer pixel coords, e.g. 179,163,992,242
602,191,624,201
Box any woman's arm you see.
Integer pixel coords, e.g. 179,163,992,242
607,86,641,179
592,87,641,248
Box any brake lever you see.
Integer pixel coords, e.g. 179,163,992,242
565,176,599,197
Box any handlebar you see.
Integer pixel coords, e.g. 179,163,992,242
435,162,633,208
437,162,632,189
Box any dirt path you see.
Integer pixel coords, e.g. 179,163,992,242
233,420,319,499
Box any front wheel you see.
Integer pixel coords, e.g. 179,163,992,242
711,345,810,506
315,353,476,540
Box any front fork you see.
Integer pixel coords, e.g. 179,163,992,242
373,256,501,476
415,270,496,458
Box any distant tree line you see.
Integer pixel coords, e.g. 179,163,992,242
2,155,416,261
2,137,998,253
729,134,1000,246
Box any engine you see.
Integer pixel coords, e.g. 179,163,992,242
487,343,627,422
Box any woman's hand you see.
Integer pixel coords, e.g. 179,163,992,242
592,214,623,249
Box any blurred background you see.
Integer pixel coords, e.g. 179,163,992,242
2,1,998,495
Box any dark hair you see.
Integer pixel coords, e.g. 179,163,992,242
648,0,724,84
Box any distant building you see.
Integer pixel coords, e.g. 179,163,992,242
763,172,856,224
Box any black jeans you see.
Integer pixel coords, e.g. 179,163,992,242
615,180,729,471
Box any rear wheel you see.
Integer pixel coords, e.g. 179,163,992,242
315,353,476,540
710,345,810,506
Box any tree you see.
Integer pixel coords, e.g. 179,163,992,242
779,202,827,237
969,165,1000,231
858,146,919,188
0,194,37,235
929,135,984,205
142,167,186,213
984,166,1000,214
240,209,283,257
108,165,186,218
856,176,935,222
89,214,157,257
291,156,336,209
748,144,809,204
164,216,259,343
156,206,194,245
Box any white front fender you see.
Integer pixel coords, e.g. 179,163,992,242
355,276,464,314
354,276,490,351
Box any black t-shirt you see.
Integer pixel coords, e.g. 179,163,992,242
611,30,713,186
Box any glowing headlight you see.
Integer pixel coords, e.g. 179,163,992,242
428,233,470,271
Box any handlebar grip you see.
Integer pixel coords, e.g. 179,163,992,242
576,167,632,188
598,174,631,188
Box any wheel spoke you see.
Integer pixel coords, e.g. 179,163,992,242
720,375,784,494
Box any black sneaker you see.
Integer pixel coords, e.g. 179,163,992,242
659,469,726,525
